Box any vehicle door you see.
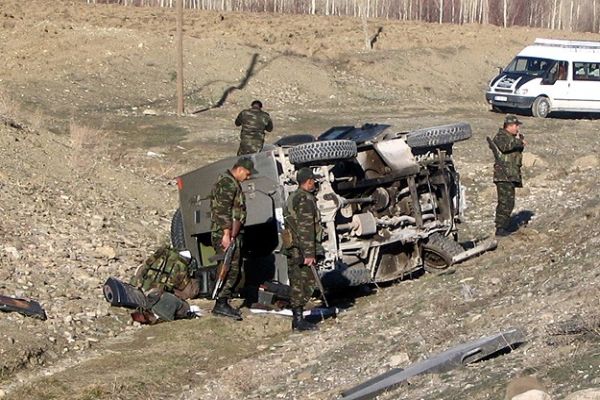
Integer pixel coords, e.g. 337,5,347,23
570,61,600,111
540,60,571,110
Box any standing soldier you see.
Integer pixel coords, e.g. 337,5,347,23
235,100,273,155
210,157,257,320
283,167,323,332
491,114,526,237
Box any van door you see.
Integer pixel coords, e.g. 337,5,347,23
569,62,600,111
541,61,571,110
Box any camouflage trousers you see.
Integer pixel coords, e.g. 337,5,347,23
237,131,265,155
286,248,316,309
211,233,244,299
495,181,516,230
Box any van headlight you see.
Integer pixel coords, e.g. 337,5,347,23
516,88,528,95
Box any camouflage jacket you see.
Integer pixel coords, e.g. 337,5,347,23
235,108,273,136
492,128,524,185
130,246,195,294
284,188,323,258
210,171,246,234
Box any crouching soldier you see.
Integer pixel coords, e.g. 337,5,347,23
283,167,323,332
210,157,256,320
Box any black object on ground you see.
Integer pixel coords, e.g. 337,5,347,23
0,294,47,320
339,328,526,400
103,277,148,309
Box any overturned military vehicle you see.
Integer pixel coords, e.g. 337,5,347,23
171,122,472,298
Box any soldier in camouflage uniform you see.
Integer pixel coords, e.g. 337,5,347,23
235,100,273,155
491,114,526,237
210,157,257,320
283,167,323,331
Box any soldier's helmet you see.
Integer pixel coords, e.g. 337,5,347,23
234,157,258,175
296,167,316,184
504,114,523,126
251,100,263,109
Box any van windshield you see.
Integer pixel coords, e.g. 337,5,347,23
504,57,554,77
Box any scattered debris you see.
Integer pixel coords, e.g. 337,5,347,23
340,328,526,400
546,315,600,336
0,294,47,320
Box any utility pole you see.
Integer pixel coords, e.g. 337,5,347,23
176,0,184,115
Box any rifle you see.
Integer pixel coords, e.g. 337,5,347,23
211,240,237,299
0,294,47,320
486,136,504,163
210,220,242,299
309,263,329,308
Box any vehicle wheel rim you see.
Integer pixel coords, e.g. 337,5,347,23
423,249,450,270
539,100,549,117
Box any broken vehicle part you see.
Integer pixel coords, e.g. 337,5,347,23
452,238,498,264
0,294,47,320
339,328,526,400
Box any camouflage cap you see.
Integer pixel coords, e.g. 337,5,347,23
504,114,523,126
296,167,316,184
233,157,258,174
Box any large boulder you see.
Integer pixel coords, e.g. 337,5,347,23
511,390,552,400
564,388,600,400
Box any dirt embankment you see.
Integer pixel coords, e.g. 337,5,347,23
1,1,599,399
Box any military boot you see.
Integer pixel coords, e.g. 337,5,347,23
212,298,243,321
292,307,318,332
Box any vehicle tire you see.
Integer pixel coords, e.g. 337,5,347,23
170,208,186,250
320,265,372,288
532,96,550,118
288,139,357,165
405,122,472,149
422,233,464,273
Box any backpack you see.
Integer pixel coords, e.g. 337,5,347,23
131,246,196,293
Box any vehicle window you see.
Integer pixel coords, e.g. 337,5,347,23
573,61,600,81
504,57,553,76
546,60,568,82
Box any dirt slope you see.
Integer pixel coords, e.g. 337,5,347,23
1,1,599,399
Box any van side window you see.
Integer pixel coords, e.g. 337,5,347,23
573,62,600,81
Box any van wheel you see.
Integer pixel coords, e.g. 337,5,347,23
532,97,550,118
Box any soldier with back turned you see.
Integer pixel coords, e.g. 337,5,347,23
235,100,273,155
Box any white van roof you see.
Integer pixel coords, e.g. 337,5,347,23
519,38,600,62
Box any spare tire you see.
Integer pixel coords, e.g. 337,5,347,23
422,232,464,273
288,139,357,165
170,208,186,250
406,122,472,149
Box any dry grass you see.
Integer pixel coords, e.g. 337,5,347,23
69,120,110,174
0,91,20,120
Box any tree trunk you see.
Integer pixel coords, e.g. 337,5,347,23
361,0,370,50
176,0,184,115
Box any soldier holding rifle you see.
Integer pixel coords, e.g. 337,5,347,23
490,114,527,237
210,157,257,320
283,167,325,332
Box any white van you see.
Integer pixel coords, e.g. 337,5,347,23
485,38,600,118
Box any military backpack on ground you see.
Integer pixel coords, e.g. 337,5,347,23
131,246,196,294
